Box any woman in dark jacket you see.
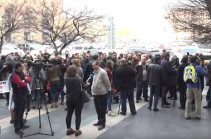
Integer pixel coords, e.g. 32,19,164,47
65,65,84,137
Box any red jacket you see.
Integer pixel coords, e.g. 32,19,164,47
105,68,112,84
11,72,31,94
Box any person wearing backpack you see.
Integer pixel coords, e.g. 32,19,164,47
184,56,207,120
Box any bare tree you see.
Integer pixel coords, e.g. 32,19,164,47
166,0,211,43
30,1,105,54
0,2,28,53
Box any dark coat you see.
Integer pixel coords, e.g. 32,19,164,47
169,61,178,86
147,63,164,86
206,62,211,86
65,77,82,98
47,64,61,82
161,58,177,87
0,61,13,81
112,63,118,88
115,65,136,91
100,59,107,69
81,59,94,82
177,63,188,92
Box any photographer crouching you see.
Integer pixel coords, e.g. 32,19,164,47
11,63,31,135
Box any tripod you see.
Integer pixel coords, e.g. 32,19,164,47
20,67,54,138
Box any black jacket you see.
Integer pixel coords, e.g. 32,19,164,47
177,63,188,92
81,60,94,82
65,77,82,97
100,59,107,69
59,64,67,84
115,65,136,91
161,58,177,87
147,63,164,86
0,61,13,81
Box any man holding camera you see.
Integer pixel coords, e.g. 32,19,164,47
11,63,31,135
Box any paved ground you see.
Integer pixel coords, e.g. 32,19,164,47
0,88,211,139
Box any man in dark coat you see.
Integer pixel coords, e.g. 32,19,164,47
115,58,136,116
147,54,164,111
177,56,189,110
204,60,211,109
161,52,177,108
100,53,107,69
81,54,94,82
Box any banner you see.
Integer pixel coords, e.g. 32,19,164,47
0,81,9,94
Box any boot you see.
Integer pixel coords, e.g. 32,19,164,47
66,128,75,135
75,130,82,136
55,102,58,108
51,103,54,108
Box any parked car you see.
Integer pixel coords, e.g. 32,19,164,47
1,43,24,56
18,43,43,52
31,44,54,58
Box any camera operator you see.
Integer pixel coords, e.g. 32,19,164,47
28,62,47,109
11,63,31,135
0,55,7,99
35,54,43,61
23,51,33,61
0,56,14,105
47,57,61,108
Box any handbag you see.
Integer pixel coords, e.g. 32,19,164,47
80,89,91,103
79,77,90,103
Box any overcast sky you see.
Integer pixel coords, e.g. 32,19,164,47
63,0,177,41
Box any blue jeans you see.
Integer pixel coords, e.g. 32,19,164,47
149,85,160,109
50,81,60,103
120,90,136,115
31,90,41,106
59,83,65,103
136,81,148,100
107,91,112,111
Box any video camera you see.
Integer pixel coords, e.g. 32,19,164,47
28,60,52,70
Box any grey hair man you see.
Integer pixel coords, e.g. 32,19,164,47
92,60,111,131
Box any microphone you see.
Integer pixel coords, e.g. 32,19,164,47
86,74,94,83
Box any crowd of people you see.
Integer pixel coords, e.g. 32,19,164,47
0,48,211,137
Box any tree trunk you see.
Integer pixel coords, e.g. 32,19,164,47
205,0,211,19
0,36,4,54
59,44,67,55
52,43,58,54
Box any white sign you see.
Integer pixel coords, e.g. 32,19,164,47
0,81,9,94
